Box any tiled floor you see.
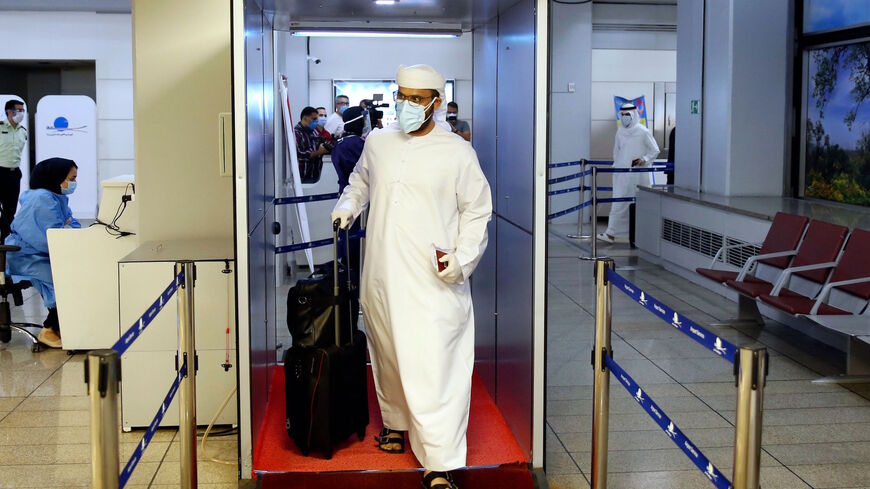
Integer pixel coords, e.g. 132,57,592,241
0,289,239,488
545,223,870,489
2,224,868,488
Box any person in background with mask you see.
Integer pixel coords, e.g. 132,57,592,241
5,158,80,349
315,106,332,141
446,101,470,141
295,106,328,183
598,103,659,243
331,64,492,489
330,106,367,291
0,99,28,243
324,95,349,137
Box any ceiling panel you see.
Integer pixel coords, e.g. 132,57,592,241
266,0,527,31
0,0,131,13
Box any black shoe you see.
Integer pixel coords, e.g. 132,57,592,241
421,471,457,489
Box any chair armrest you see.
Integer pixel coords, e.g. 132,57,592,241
708,242,763,269
770,261,838,296
810,276,870,315
735,249,798,281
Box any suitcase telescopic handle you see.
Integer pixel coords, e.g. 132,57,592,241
333,220,340,347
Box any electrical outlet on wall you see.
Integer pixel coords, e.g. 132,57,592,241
567,82,575,93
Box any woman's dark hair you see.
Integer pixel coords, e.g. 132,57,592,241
30,158,77,194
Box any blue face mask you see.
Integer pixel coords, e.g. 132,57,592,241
62,181,76,195
308,119,318,131
339,105,348,114
396,98,436,134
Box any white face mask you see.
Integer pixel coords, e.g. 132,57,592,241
396,98,437,134
621,114,632,128
11,111,24,125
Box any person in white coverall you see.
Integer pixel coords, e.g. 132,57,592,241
331,64,492,489
598,103,660,243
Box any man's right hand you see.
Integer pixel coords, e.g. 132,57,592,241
331,209,353,230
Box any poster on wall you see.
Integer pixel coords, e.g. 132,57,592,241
279,75,315,272
35,95,97,219
613,95,649,128
0,95,30,196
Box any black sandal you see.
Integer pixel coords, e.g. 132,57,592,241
374,428,405,454
421,471,457,489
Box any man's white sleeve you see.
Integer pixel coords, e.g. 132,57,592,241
334,141,371,219
641,129,661,164
454,148,493,282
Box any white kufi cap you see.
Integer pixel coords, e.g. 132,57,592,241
396,64,445,99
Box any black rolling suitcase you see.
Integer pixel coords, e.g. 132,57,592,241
284,222,368,458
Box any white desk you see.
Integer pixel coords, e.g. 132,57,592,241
48,176,139,351
118,239,236,429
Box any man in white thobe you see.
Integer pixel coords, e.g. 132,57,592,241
331,64,491,489
598,103,660,242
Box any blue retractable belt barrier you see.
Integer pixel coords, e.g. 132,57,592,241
274,192,340,205
275,229,366,255
547,186,613,197
606,269,738,363
596,197,635,205
596,166,671,174
548,160,584,169
547,200,592,220
119,360,188,489
586,160,615,166
605,355,732,489
112,272,184,357
548,186,583,197
547,170,591,185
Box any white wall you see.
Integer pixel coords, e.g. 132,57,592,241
729,0,791,196
549,1,592,223
304,34,473,129
133,0,233,241
701,0,732,194
3,12,134,186
678,0,792,197
590,49,676,159
591,3,677,50
675,0,704,191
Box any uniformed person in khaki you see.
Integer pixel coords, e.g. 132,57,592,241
0,100,27,242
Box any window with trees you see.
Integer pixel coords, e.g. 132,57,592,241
800,1,870,207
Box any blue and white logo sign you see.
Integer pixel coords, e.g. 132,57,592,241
35,95,97,219
46,116,88,135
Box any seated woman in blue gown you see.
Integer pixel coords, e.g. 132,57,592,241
6,158,80,348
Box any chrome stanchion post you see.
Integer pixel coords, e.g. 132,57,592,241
568,159,589,240
732,346,767,489
592,166,598,258
176,261,197,489
87,349,120,489
591,258,614,489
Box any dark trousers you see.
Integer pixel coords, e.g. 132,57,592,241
44,307,59,333
0,167,21,243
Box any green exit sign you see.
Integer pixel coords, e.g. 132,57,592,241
690,100,699,114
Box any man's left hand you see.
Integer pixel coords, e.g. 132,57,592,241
437,253,463,284
631,158,644,167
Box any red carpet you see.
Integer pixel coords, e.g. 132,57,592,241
254,366,531,488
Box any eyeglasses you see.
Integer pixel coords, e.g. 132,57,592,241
392,91,436,105
7,108,24,113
